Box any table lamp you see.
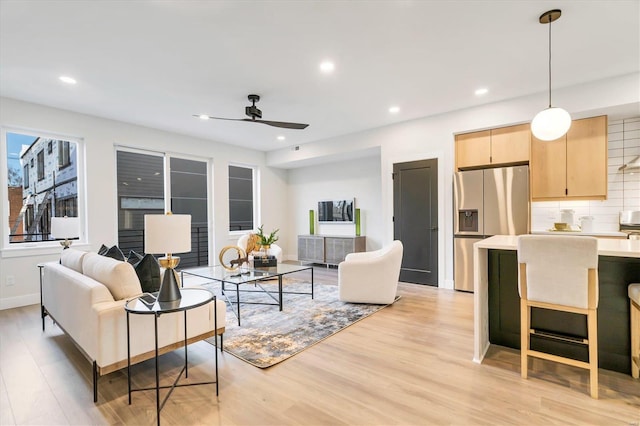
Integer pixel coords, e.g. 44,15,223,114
50,216,80,249
144,213,191,302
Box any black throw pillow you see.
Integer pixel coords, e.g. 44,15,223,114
134,254,161,293
127,250,143,265
97,244,109,256
101,245,125,261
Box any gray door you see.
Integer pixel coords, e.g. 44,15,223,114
393,159,438,285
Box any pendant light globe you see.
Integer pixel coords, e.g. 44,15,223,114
532,9,571,142
531,106,572,141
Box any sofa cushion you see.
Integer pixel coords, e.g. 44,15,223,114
134,254,161,293
60,248,87,273
82,252,142,300
98,244,109,255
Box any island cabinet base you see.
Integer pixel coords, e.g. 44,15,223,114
488,250,639,375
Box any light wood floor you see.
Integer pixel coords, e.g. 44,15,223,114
1,266,639,425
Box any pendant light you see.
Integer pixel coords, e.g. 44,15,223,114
531,9,572,141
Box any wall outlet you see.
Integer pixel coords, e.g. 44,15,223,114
6,275,15,286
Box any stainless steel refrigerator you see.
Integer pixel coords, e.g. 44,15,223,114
453,165,529,292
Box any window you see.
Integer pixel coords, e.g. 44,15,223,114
58,141,70,168
56,197,77,217
228,165,255,232
22,164,29,188
116,149,210,267
37,149,45,181
3,130,82,245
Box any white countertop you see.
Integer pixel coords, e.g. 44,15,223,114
532,229,628,238
475,235,640,258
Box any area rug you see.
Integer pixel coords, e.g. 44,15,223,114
202,280,396,368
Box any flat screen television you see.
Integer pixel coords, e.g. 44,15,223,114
318,199,355,223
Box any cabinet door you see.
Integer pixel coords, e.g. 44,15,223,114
325,237,354,265
298,236,324,263
530,134,567,200
490,124,530,165
455,130,491,169
566,116,607,199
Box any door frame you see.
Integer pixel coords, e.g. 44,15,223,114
383,149,446,288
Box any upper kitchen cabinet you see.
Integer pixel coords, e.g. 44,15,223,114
455,130,491,169
455,124,530,170
530,115,608,201
490,124,531,165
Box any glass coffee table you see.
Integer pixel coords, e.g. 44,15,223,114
181,264,313,326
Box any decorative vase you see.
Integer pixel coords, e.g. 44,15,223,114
309,209,315,235
355,208,361,236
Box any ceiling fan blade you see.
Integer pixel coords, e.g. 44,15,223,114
193,115,246,122
193,115,309,130
251,119,309,129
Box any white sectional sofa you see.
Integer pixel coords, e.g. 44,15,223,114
41,248,225,402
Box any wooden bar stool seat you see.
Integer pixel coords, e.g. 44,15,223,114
517,235,599,399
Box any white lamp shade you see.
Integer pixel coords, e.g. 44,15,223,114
50,216,80,239
531,107,572,141
144,214,191,254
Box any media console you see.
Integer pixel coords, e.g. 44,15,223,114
297,235,366,266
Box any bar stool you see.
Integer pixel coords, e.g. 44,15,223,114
518,235,599,399
630,284,640,379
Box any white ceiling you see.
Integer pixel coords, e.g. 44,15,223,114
1,0,638,152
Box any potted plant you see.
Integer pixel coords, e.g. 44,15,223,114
256,224,279,249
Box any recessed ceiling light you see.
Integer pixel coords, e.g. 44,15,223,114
277,135,285,141
388,106,400,114
59,75,77,85
319,61,335,73
475,88,489,96
198,114,210,120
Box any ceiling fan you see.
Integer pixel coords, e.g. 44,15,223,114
194,94,309,129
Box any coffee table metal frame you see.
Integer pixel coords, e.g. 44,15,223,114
180,264,313,326
124,287,219,426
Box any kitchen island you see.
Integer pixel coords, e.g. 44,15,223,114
473,235,640,373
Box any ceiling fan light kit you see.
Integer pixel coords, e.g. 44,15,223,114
531,9,572,142
194,94,309,130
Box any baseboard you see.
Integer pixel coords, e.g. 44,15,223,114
442,279,454,290
0,292,39,311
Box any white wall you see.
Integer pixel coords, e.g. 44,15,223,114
278,73,640,289
531,116,640,232
0,97,289,310
286,154,383,257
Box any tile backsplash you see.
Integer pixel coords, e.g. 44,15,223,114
531,116,640,232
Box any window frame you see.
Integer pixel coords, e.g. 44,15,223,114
228,162,260,235
114,145,214,267
37,149,45,181
1,126,86,254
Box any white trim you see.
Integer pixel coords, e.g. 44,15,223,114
0,292,40,311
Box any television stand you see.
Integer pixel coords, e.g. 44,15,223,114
297,235,366,266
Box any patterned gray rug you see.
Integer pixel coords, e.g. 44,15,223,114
202,280,396,368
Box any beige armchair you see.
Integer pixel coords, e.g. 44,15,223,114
338,240,403,304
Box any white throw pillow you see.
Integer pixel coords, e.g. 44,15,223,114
60,248,86,273
82,252,142,300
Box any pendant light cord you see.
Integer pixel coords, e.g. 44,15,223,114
548,15,552,108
